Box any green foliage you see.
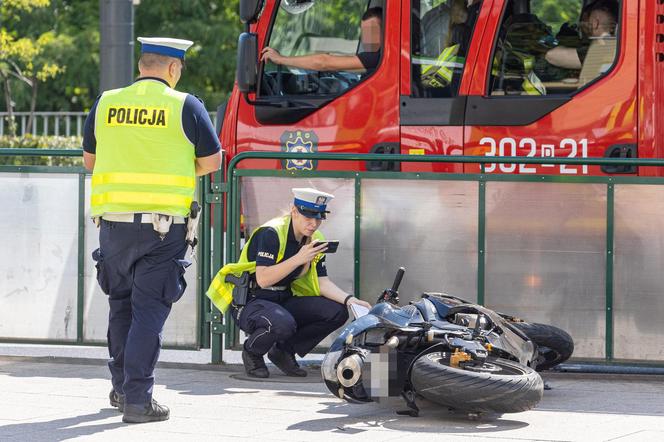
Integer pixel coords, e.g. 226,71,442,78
0,135,82,166
1,0,242,112
135,0,241,109
1,0,99,112
1,1,70,113
33,0,99,111
532,0,582,33
0,0,50,16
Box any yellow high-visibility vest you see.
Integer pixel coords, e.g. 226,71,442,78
91,79,195,217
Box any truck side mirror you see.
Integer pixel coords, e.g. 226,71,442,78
236,32,258,94
239,0,264,24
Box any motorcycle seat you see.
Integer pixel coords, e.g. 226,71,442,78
430,319,467,331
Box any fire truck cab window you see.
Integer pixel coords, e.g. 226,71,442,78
259,0,384,98
489,0,620,96
411,0,483,98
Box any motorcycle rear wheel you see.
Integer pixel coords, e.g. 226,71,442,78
511,322,574,371
411,354,543,413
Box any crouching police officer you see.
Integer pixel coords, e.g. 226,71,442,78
207,188,371,378
83,37,222,423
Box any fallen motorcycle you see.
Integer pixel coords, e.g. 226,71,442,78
321,268,574,416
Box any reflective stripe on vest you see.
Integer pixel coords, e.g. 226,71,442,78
91,79,195,217
91,172,196,189
420,44,463,88
206,215,325,313
508,50,545,96
90,191,192,209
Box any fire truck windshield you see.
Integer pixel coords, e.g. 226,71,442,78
488,0,620,97
259,1,384,99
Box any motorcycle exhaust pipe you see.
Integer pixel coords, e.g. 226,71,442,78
337,354,364,388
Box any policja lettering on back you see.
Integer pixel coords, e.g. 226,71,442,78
107,106,168,127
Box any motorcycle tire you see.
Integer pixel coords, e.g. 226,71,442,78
411,354,543,414
511,322,574,371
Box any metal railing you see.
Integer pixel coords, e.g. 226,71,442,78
0,111,218,137
0,147,223,352
219,151,664,366
3,146,664,367
0,112,87,137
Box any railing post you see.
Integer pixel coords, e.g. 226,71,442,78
354,173,361,298
477,177,486,305
199,175,211,349
221,167,242,353
209,162,226,364
77,174,86,342
605,181,615,360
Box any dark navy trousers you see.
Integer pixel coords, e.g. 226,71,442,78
93,216,188,406
234,295,349,357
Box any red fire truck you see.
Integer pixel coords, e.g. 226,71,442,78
219,0,663,176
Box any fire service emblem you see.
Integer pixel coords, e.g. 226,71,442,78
281,130,318,171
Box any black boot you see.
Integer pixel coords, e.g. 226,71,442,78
109,389,125,412
268,345,307,377
122,399,170,423
242,347,269,378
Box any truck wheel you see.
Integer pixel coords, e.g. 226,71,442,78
411,354,543,414
511,322,574,371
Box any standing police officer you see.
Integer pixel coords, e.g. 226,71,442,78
82,37,222,423
207,188,371,378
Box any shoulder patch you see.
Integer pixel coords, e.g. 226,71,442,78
257,251,275,260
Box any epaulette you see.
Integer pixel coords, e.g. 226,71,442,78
191,93,205,105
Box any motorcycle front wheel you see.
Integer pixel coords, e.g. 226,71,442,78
411,353,543,414
511,322,574,371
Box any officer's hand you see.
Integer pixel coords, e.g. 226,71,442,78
295,240,327,266
261,47,283,64
347,297,372,310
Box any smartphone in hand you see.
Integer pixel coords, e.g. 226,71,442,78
313,240,339,253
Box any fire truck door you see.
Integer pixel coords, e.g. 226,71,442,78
464,0,637,176
399,0,491,172
236,0,400,172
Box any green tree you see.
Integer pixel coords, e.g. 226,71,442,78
2,0,244,119
36,0,100,112
1,0,52,134
532,0,582,33
135,0,241,109
0,0,73,134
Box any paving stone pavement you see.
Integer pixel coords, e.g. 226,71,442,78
1,357,663,442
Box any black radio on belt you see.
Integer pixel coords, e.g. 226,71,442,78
224,272,250,307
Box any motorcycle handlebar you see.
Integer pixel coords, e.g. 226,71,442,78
391,267,405,292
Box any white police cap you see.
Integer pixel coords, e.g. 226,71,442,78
137,37,193,60
292,187,335,219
